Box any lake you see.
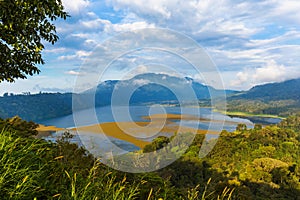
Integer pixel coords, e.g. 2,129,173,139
39,106,281,156
39,106,257,129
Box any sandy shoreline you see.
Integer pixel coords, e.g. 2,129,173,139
142,113,202,120
143,113,253,125
72,121,218,148
37,125,64,132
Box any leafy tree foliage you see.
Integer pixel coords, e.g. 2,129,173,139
236,123,247,131
0,0,68,82
147,115,300,199
0,116,38,137
143,136,170,153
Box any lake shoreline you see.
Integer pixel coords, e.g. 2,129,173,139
214,109,285,119
37,113,221,148
37,107,283,149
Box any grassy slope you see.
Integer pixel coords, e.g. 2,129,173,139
0,131,141,199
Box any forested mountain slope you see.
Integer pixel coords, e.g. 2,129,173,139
226,78,300,117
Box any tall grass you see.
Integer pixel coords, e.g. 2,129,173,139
0,130,47,199
0,130,141,199
186,178,234,200
62,161,140,200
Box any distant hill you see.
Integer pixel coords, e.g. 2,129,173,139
0,73,236,122
232,78,300,101
226,78,300,117
0,93,73,122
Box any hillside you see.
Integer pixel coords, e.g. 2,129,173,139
226,78,300,117
0,93,73,121
233,78,300,101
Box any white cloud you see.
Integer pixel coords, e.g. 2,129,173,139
44,47,68,53
230,59,300,90
62,0,90,15
112,21,155,32
58,55,76,61
230,71,250,87
65,70,83,76
109,0,172,18
107,0,300,55
270,0,300,25
108,0,263,39
80,18,110,29
133,79,150,86
246,31,300,48
135,65,148,74
253,60,287,83
80,17,155,33
59,50,92,61
56,0,300,88
121,65,149,80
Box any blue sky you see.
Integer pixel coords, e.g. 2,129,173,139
1,0,300,95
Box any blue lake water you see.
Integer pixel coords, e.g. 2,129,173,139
39,106,281,155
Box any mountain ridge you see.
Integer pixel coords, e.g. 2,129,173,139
226,78,300,117
231,78,300,101
1,74,299,121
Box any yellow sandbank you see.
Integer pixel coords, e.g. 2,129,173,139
36,125,64,138
37,113,222,149
73,120,218,148
143,113,252,126
73,122,151,148
37,124,64,132
142,113,202,120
